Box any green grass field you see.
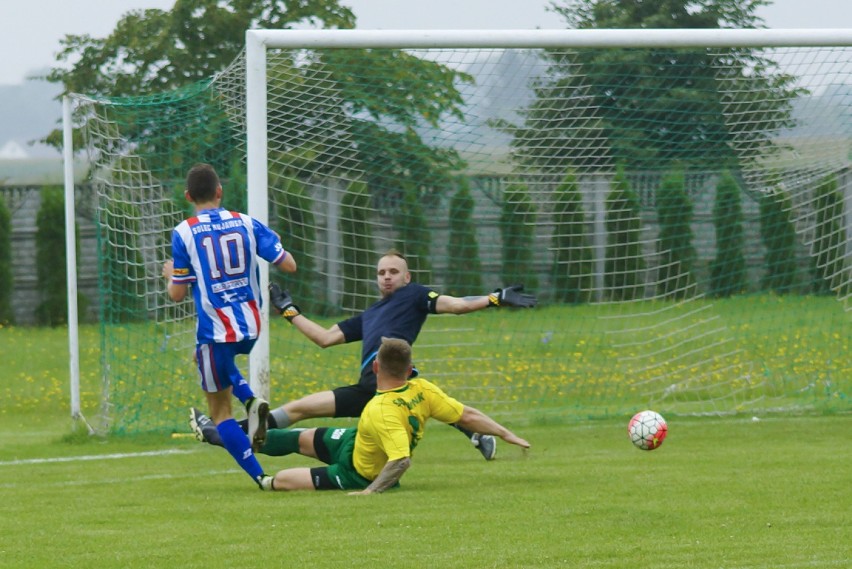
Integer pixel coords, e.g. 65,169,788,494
1,413,849,568
0,300,849,568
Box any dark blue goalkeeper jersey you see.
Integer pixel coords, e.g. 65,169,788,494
336,283,439,376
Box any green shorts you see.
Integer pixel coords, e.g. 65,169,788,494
311,427,372,491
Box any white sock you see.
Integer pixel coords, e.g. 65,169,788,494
270,408,291,428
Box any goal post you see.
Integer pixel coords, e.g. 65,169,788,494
67,28,852,435
246,30,272,403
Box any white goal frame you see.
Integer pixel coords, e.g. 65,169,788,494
64,28,852,423
242,27,852,401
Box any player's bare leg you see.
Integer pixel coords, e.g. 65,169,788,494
258,428,318,491
269,390,336,427
269,467,316,491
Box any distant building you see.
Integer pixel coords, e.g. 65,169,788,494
0,140,29,159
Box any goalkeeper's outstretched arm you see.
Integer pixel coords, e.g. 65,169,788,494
436,284,537,314
269,283,345,348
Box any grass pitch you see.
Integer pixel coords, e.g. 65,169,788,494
1,412,849,568
0,304,849,568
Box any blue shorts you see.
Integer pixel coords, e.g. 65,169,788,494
195,339,256,393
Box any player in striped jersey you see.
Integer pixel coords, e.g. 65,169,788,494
163,163,297,490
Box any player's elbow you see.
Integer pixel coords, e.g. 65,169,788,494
277,255,297,274
311,327,345,349
314,335,338,349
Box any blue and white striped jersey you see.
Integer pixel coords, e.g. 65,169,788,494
170,208,286,344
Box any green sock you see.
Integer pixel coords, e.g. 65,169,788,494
260,428,301,456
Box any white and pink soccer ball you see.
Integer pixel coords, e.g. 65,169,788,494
628,410,668,450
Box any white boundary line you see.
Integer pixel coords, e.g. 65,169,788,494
0,468,240,490
0,448,198,467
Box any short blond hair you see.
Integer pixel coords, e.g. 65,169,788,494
377,337,412,379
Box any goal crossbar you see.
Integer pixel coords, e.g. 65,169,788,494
248,28,852,50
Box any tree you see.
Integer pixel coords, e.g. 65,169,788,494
810,173,850,296
507,0,802,172
271,176,319,312
708,171,747,297
35,187,89,326
655,168,696,299
551,171,593,303
605,165,645,300
101,198,145,324
339,180,374,312
45,1,471,207
394,182,433,285
500,182,538,291
48,1,356,96
0,196,12,324
446,179,483,296
758,184,798,293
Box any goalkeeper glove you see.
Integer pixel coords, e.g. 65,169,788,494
488,284,537,308
269,282,301,322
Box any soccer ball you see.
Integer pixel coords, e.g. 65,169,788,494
627,410,668,450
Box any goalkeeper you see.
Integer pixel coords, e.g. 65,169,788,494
257,337,530,493
191,248,536,461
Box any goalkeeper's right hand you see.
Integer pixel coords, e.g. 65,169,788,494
269,282,301,322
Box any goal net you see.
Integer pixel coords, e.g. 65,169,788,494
68,30,852,435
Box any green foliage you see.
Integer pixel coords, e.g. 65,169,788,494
46,2,472,213
0,196,13,324
48,1,356,96
272,176,319,312
500,182,538,290
394,183,433,284
605,166,646,300
508,0,801,171
810,173,850,296
758,185,798,293
708,171,747,297
655,168,697,299
445,179,483,296
350,120,466,209
35,187,66,324
551,171,593,303
221,156,248,213
35,186,89,326
100,199,145,323
339,180,374,312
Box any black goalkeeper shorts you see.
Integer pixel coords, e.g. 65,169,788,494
331,383,375,418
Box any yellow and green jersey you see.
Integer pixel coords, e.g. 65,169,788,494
353,378,464,481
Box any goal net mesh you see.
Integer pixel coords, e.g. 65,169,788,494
72,41,851,435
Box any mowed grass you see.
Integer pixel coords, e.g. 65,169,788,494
4,294,848,435
0,296,849,569
1,412,849,568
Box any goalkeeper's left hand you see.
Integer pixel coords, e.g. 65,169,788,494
488,284,537,308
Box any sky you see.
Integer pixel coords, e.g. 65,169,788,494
2,0,852,85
